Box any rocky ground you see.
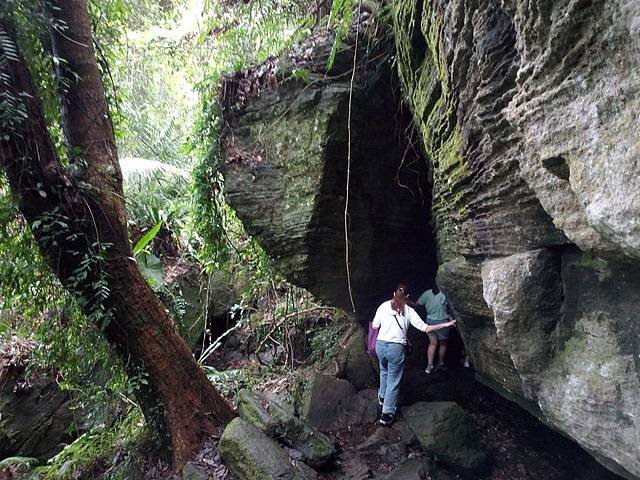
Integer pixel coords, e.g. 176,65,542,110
399,364,620,480
181,326,622,480
0,324,624,480
306,365,621,480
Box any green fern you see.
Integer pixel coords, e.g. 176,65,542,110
327,0,354,71
0,456,40,470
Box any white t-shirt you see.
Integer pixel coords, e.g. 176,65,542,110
372,300,429,345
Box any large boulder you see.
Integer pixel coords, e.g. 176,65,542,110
0,340,78,461
162,259,239,349
220,29,437,317
331,325,378,390
219,417,317,480
217,2,640,477
301,373,378,431
357,426,407,465
402,402,487,473
390,1,640,477
236,389,335,467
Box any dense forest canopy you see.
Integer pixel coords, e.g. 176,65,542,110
0,0,332,474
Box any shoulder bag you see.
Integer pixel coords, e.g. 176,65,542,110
393,314,412,354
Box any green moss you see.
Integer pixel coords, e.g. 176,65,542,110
391,0,470,261
247,92,329,221
575,253,613,282
554,330,588,373
576,253,608,270
219,417,311,480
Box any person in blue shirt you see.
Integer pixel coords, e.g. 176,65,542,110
416,283,453,374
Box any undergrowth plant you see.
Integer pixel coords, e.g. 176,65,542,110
0,0,379,476
25,408,146,480
191,0,312,269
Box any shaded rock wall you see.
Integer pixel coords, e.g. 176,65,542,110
392,0,640,478
0,349,77,460
220,31,437,316
217,5,640,478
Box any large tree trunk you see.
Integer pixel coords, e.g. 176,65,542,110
0,0,235,470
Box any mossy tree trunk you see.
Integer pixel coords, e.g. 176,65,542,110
0,0,235,470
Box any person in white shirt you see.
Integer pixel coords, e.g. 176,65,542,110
371,284,455,426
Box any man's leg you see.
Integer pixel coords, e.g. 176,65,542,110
438,339,448,367
382,343,405,415
426,334,437,372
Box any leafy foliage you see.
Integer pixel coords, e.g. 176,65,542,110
191,0,312,269
0,179,63,334
26,409,146,480
327,0,354,70
1,0,362,474
122,157,190,241
0,456,40,470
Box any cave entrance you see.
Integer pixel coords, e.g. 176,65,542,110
305,86,441,322
313,85,465,369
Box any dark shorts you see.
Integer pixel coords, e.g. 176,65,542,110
427,318,450,341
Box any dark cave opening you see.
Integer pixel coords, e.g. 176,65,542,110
305,81,441,323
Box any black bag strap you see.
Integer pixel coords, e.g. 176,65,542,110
394,314,413,351
393,313,411,346
393,313,406,334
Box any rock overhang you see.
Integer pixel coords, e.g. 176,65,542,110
219,28,439,319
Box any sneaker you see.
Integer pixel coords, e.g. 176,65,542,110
425,364,434,374
378,396,384,407
436,363,448,371
379,413,394,426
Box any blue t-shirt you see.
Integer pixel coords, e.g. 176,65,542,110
417,289,449,321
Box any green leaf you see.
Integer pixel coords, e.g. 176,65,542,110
291,68,311,83
132,221,162,256
135,252,164,288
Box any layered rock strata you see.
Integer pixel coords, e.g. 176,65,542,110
0,347,77,460
218,4,640,478
392,1,640,478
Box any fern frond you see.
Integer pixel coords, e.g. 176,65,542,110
119,157,189,181
0,456,40,469
327,0,354,71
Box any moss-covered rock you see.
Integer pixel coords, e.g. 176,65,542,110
220,30,437,317
236,389,335,467
392,0,566,261
219,417,316,480
217,2,640,477
403,402,487,473
162,260,239,349
392,1,640,477
0,341,78,461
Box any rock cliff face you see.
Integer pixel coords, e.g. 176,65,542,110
220,30,437,316
218,4,640,478
393,1,640,478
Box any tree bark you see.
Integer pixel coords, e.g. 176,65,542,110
0,0,235,470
